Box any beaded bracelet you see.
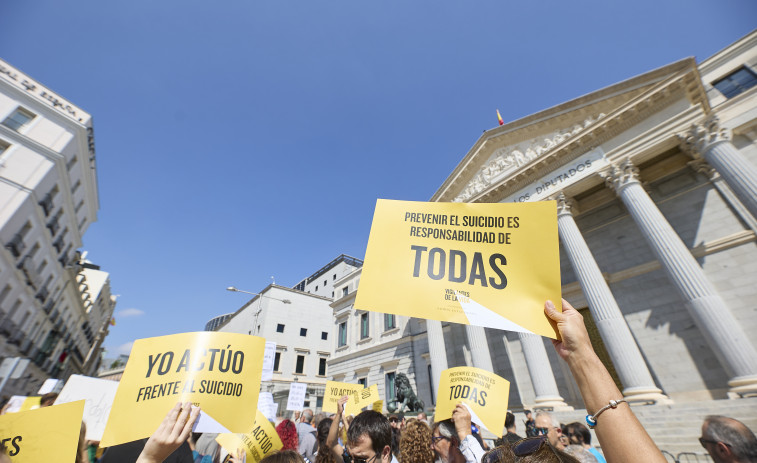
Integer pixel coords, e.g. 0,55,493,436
585,398,627,429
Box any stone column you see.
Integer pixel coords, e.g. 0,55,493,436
682,115,757,220
519,332,572,410
426,320,448,400
556,193,669,403
464,325,494,372
603,159,757,397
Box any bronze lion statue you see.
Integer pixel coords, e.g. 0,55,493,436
387,373,425,413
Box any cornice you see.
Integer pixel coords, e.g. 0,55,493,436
698,29,757,76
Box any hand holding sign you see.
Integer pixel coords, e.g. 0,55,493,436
137,402,200,463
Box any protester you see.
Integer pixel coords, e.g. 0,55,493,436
40,392,58,407
700,415,757,463
494,412,522,446
277,419,300,452
345,409,394,463
481,440,580,463
399,420,433,463
523,411,535,438
390,427,401,462
135,402,201,463
318,417,341,463
194,433,221,463
564,422,605,463
533,412,564,451
416,412,429,426
544,299,667,463
430,404,484,463
260,449,307,463
297,409,318,462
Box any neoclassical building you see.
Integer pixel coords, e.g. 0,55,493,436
329,30,757,417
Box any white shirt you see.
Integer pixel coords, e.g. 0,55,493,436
458,435,485,463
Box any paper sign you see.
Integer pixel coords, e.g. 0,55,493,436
286,382,307,411
100,331,265,447
355,199,562,339
323,381,364,414
261,342,276,381
352,384,379,410
19,397,40,412
434,367,510,434
258,392,277,422
216,409,283,463
372,400,384,413
54,374,120,441
37,378,63,395
0,400,84,462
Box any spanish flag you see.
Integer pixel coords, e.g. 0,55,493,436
497,109,504,126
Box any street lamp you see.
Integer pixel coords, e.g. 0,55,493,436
226,286,292,336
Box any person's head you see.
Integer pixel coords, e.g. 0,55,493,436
388,414,400,429
314,418,335,463
301,409,314,425
563,422,589,446
701,415,757,463
534,412,563,450
524,410,532,421
277,419,299,451
347,411,393,463
40,392,58,407
261,449,306,463
400,420,434,463
314,412,327,429
505,412,516,432
430,419,460,463
481,440,580,463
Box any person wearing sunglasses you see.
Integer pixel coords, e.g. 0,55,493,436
700,415,757,463
327,396,396,463
481,435,580,463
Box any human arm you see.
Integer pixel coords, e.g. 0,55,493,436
228,448,246,463
451,404,484,463
545,299,666,463
137,402,201,463
326,396,347,463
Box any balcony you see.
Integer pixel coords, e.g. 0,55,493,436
6,234,25,258
39,194,54,217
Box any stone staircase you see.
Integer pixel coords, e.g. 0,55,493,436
551,397,757,459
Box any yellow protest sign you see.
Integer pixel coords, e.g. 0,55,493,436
323,381,364,414
216,409,283,463
355,199,561,339
101,331,265,447
19,396,40,412
0,400,84,462
351,384,380,410
372,400,384,413
434,367,510,434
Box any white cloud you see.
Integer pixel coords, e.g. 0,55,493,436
117,308,145,318
117,341,134,355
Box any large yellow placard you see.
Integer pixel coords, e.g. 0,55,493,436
355,199,561,339
0,400,84,462
216,409,283,463
101,331,265,447
323,381,364,414
434,367,510,435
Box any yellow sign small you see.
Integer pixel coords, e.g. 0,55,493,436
100,331,265,447
372,400,384,413
19,397,40,412
355,199,562,339
216,409,283,463
322,381,364,414
434,367,510,434
351,384,380,410
0,400,84,462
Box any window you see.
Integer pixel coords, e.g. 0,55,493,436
2,107,35,131
713,66,757,99
321,331,328,340
324,279,327,286
315,285,318,291
300,328,307,337
318,358,327,376
385,372,396,401
0,140,9,156
342,287,348,297
276,324,285,333
295,355,305,374
338,322,347,347
333,274,336,280
360,313,369,339
332,291,334,298
384,314,396,331
358,377,367,387
273,352,281,372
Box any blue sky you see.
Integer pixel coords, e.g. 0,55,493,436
1,1,755,358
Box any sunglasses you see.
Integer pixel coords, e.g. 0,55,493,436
350,454,378,463
533,427,550,436
430,436,448,448
482,437,565,463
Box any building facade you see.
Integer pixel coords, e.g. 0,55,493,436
0,58,114,396
329,31,757,419
293,254,363,299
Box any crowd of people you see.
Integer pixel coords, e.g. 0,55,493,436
2,300,757,462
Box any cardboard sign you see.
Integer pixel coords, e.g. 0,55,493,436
286,382,307,411
372,400,384,413
355,199,562,339
257,392,277,422
434,367,510,434
54,374,119,441
0,400,84,462
351,384,379,410
323,381,364,414
100,331,265,447
261,342,276,382
216,409,283,463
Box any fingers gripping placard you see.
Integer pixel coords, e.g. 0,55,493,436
100,331,265,447
434,367,510,434
0,400,85,462
216,409,283,463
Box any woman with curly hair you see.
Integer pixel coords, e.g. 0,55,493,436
277,419,300,452
400,420,434,463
